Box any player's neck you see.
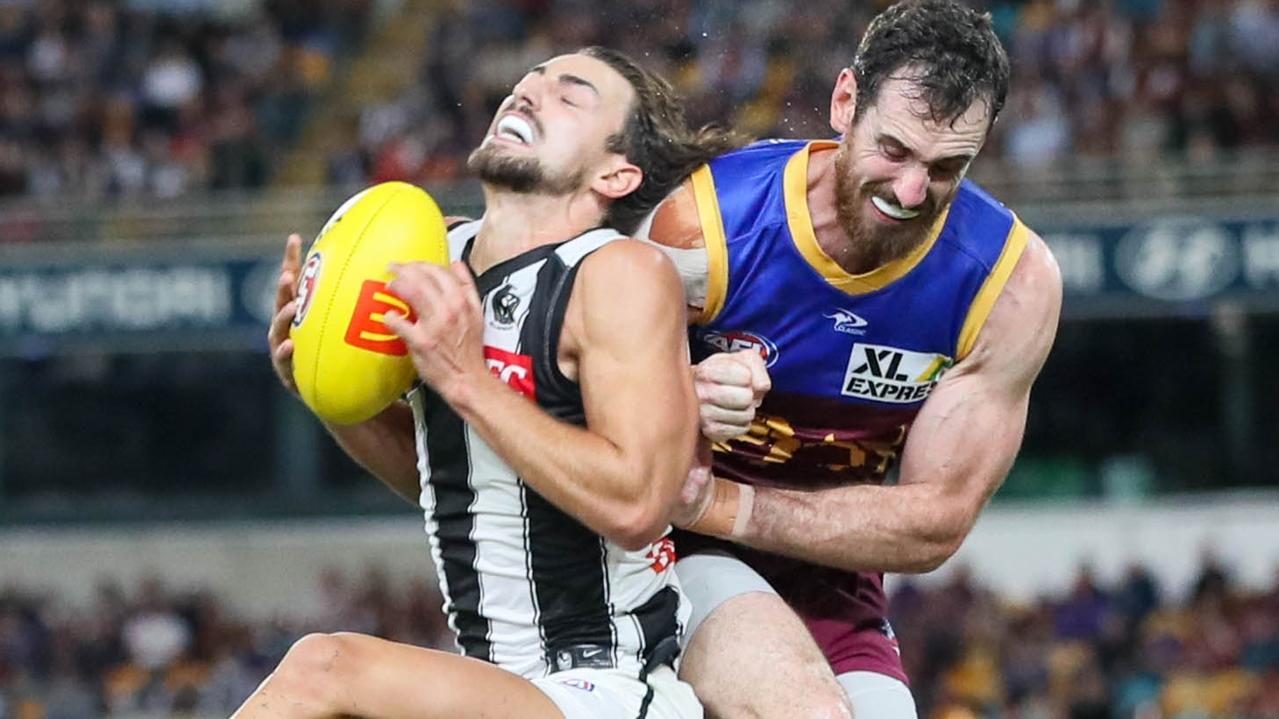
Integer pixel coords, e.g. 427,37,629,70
806,145,921,276
471,187,605,275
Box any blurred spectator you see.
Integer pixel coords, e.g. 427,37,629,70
0,567,450,718
3,557,1278,717
2,0,1276,204
324,0,1279,189
0,0,372,201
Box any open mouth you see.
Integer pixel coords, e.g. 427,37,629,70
494,114,536,146
870,195,921,221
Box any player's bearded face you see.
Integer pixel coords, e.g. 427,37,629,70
833,79,988,263
467,141,584,196
469,54,635,199
833,146,950,261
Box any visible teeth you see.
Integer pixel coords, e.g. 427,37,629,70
871,196,920,220
497,115,534,144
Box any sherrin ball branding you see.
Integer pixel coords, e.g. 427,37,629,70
290,181,449,424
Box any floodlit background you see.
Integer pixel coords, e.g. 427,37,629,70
1,0,1277,717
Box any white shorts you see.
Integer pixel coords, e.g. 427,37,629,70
676,549,918,718
532,665,702,719
837,671,918,719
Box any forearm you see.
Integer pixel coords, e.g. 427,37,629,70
737,480,972,574
449,376,679,549
323,401,420,504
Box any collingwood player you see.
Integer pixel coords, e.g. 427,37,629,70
244,48,740,719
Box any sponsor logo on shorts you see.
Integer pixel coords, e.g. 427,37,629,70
293,253,322,327
647,537,677,573
558,678,596,692
484,346,535,398
701,330,779,367
824,308,869,335
841,343,951,404
344,280,414,355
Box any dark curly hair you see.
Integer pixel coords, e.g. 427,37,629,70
852,0,1010,127
580,46,746,235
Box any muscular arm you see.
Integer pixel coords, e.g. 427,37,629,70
426,241,699,551
722,233,1062,573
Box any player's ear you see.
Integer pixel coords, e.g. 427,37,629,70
593,156,642,200
830,67,858,135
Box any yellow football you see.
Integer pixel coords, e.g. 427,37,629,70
290,181,448,425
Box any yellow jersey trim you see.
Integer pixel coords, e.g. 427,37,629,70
690,164,729,324
956,217,1030,360
783,141,951,295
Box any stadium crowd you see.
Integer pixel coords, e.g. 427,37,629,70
0,0,372,200
1,0,1277,202
340,0,1279,189
2,559,1277,718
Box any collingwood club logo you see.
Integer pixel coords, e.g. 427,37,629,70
491,284,520,328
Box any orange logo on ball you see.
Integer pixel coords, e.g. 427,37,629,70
344,280,416,355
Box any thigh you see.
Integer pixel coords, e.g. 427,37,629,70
286,632,564,719
532,666,702,719
836,671,919,719
676,552,851,719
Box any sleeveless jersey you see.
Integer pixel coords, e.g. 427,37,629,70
409,220,687,680
684,140,1029,682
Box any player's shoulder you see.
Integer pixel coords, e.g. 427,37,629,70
958,224,1061,379
579,236,677,280
645,178,706,251
1012,226,1063,307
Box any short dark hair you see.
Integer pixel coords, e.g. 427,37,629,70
580,46,745,235
852,0,1010,127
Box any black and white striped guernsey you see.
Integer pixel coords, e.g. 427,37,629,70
408,220,688,679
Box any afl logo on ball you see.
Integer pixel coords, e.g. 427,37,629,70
293,253,322,327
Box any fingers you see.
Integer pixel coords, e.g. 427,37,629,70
699,401,756,429
695,354,754,387
702,419,749,443
694,377,756,412
284,233,302,274
693,352,766,441
268,299,296,348
730,348,772,398
388,262,446,320
382,306,416,345
273,339,297,391
388,261,482,329
268,300,298,392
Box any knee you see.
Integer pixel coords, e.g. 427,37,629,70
267,632,357,706
284,632,353,675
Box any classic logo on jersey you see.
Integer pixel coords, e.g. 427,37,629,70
344,280,414,355
292,253,322,327
490,283,520,328
701,330,779,367
824,308,869,335
841,343,952,404
484,345,535,398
